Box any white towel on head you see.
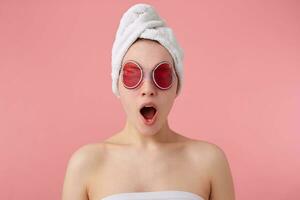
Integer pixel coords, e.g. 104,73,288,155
111,3,184,97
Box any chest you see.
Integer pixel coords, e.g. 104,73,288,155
87,149,211,200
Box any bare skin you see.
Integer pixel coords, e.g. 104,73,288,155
62,135,235,200
86,134,212,200
61,39,235,200
63,133,235,200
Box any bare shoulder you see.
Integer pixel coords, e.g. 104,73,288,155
67,143,106,172
62,143,106,200
189,139,235,200
185,139,226,163
196,140,228,163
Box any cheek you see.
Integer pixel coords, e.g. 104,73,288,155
168,78,178,98
119,97,134,119
119,79,130,99
160,94,176,115
161,82,178,114
118,90,137,117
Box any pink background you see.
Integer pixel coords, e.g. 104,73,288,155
1,0,299,199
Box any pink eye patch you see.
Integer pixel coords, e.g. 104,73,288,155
122,61,173,90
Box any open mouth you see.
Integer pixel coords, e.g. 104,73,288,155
140,106,157,120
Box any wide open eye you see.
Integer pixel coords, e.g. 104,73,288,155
153,62,173,89
122,62,142,89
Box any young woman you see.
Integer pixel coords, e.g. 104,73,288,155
62,4,235,200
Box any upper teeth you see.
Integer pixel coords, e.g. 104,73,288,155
145,105,155,108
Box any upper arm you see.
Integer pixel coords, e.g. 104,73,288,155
208,144,235,200
61,145,97,200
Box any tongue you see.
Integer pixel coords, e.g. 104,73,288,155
141,107,156,120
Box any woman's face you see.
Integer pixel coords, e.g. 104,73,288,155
118,39,179,135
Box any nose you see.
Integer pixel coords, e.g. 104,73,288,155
140,78,157,96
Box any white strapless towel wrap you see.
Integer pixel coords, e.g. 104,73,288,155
101,190,205,200
111,3,184,97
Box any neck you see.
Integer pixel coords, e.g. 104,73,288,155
116,119,177,150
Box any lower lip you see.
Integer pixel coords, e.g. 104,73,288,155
140,111,158,125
